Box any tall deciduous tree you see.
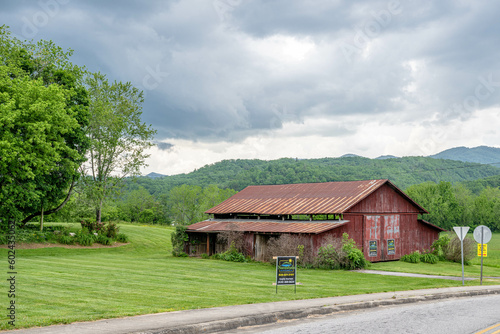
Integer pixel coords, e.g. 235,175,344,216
82,72,156,222
0,26,89,227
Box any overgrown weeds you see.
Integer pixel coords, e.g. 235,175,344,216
266,233,369,270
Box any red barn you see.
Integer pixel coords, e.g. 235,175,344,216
186,179,444,262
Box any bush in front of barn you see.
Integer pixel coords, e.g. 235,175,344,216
266,234,316,267
212,241,249,262
266,233,369,270
171,225,189,257
341,233,370,269
431,234,450,261
401,234,474,265
400,250,422,263
445,236,476,264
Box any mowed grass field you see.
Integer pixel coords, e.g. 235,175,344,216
1,224,499,330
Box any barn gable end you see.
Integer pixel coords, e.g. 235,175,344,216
346,183,425,214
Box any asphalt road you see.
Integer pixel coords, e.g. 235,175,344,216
221,294,500,334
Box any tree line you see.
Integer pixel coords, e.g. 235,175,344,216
407,181,500,231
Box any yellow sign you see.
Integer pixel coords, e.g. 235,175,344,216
477,243,487,257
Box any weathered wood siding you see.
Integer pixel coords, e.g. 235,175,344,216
347,184,422,214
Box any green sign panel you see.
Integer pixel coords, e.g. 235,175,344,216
276,256,296,285
369,240,377,257
387,239,395,255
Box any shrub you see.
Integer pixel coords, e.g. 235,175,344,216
216,226,246,254
58,235,75,245
445,236,475,264
96,234,113,246
104,222,119,239
431,234,450,261
315,244,341,269
115,233,129,243
201,253,210,259
401,250,421,263
313,233,368,270
171,225,189,257
0,234,7,245
80,220,106,234
214,241,248,262
45,231,59,243
266,234,315,266
76,228,95,246
341,233,369,269
58,226,72,236
420,252,439,264
346,248,368,269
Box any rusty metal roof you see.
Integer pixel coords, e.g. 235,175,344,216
206,179,409,215
187,219,348,234
418,219,446,231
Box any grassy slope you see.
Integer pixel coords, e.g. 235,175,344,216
1,225,499,330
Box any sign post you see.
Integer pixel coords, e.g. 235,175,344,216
453,226,470,286
473,225,492,285
274,256,298,293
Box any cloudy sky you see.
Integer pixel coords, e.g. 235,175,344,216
2,0,500,175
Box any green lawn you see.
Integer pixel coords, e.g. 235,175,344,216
1,224,499,330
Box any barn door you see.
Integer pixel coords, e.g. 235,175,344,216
364,216,382,262
383,215,400,260
365,215,400,261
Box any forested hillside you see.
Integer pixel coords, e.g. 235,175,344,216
429,146,500,166
460,175,500,194
134,156,500,193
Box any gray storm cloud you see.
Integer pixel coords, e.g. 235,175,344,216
3,0,500,145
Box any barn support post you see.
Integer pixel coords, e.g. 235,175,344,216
206,233,210,255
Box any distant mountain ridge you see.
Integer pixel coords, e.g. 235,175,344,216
429,146,500,166
145,172,167,179
376,155,399,160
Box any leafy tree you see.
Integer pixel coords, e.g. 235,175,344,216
0,47,84,228
406,181,462,230
0,66,74,223
81,72,156,222
168,185,206,225
0,26,89,229
203,184,237,209
453,184,473,226
167,185,236,225
473,187,500,231
119,186,160,223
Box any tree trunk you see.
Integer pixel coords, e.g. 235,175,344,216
96,207,101,223
40,205,44,231
96,198,103,223
20,179,76,227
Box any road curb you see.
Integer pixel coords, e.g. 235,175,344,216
140,288,500,334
